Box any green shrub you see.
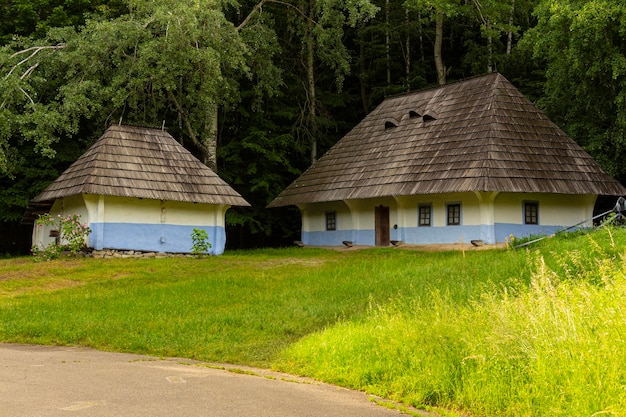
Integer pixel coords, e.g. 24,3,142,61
190,228,212,255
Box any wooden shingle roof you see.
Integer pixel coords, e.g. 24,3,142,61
32,124,250,207
268,73,626,208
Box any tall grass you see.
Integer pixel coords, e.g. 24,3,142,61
277,228,626,416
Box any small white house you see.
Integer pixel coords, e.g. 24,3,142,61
26,124,249,255
268,73,626,246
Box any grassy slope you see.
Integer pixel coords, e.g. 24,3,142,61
277,228,626,417
1,228,625,416
0,247,527,364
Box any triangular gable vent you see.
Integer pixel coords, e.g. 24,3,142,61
423,111,438,121
384,120,398,130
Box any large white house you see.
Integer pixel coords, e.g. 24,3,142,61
268,73,626,246
26,124,249,255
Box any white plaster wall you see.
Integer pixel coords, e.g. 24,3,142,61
62,194,90,220
393,193,481,227
393,196,419,228
343,200,370,230
463,195,482,225
83,196,225,226
540,194,596,226
101,197,162,224
299,201,353,232
346,197,398,230
165,201,228,227
302,193,487,233
298,192,597,242
494,193,596,226
493,194,519,224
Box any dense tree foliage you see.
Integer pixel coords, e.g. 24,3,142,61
0,0,624,253
521,0,626,183
0,0,283,173
0,0,128,45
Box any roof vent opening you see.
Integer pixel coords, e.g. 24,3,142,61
384,120,398,130
409,110,421,119
423,112,438,122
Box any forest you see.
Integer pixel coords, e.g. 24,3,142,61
0,0,625,254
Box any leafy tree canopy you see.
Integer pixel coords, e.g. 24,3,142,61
521,0,626,181
0,0,281,173
0,0,128,45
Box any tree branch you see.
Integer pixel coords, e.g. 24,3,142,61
471,0,488,26
20,62,39,80
237,0,268,30
166,89,210,163
237,0,314,31
19,87,35,106
9,43,66,58
7,44,66,79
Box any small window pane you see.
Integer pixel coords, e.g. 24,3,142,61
419,205,431,227
524,202,538,225
325,211,336,231
447,204,461,226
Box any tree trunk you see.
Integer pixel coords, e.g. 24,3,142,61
418,11,424,62
205,104,218,172
359,34,369,114
405,7,411,92
434,11,446,85
487,21,493,73
507,0,515,55
385,0,391,86
306,0,317,164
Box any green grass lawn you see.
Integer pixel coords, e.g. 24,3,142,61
2,228,626,416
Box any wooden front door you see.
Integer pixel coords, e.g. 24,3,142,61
375,205,390,246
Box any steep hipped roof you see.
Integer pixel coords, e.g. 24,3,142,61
269,73,626,208
30,124,249,208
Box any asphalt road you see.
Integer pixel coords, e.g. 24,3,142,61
0,344,418,417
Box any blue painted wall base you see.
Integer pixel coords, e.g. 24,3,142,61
89,223,226,255
303,223,570,246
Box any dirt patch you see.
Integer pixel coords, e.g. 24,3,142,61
313,242,507,252
0,259,85,282
250,258,327,269
396,242,507,252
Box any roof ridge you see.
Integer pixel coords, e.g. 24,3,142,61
108,122,166,131
479,72,505,190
